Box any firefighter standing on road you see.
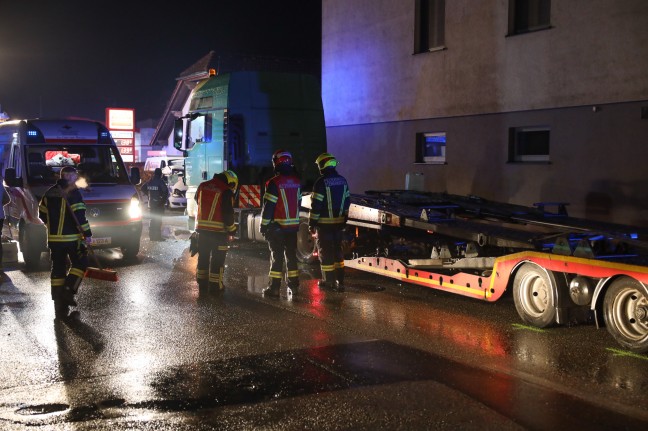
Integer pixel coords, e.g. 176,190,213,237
39,166,93,318
260,150,302,298
142,167,169,241
309,152,350,292
194,170,238,292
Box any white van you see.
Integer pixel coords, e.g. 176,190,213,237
0,118,143,268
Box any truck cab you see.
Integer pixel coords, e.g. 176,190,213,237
174,71,326,239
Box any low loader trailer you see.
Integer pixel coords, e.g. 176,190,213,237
321,190,648,353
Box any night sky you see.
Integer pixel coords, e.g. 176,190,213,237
0,0,321,124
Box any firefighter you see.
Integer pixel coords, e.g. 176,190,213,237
260,150,302,298
38,166,93,318
309,152,350,292
142,167,169,241
194,169,238,292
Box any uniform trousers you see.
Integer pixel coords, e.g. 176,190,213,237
266,229,299,290
49,240,88,300
315,225,345,286
196,230,228,289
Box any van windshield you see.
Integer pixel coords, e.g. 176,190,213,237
26,145,130,185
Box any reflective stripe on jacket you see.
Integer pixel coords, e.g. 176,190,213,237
195,176,235,233
309,168,350,228
261,173,301,232
39,180,92,243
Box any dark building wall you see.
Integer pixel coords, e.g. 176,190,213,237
322,0,648,226
326,100,648,226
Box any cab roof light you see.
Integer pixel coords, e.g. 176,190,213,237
26,126,45,143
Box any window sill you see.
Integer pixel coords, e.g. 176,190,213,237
414,161,447,165
506,25,553,37
413,46,447,55
506,161,551,165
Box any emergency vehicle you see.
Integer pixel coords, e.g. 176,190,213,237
297,190,648,353
173,70,326,239
0,118,143,268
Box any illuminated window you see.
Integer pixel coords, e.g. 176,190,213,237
508,126,550,162
414,0,445,53
416,132,446,164
508,0,551,35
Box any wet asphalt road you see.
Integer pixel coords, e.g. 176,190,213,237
1,213,647,430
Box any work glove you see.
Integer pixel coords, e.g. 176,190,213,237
260,224,269,237
309,225,317,237
84,236,93,246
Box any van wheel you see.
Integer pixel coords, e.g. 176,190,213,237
19,220,45,270
121,239,140,260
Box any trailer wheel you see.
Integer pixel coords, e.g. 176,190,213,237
513,263,556,328
296,219,317,263
603,277,648,353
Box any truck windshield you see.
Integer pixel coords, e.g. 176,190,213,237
26,145,130,185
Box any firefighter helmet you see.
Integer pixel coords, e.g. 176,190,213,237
223,169,238,192
272,149,293,168
315,152,337,172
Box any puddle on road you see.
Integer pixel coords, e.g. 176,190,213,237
10,340,647,429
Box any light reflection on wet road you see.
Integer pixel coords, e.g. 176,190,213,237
0,214,647,429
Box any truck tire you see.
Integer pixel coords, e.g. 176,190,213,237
513,263,557,328
296,219,317,264
121,239,140,260
603,277,648,353
19,219,46,270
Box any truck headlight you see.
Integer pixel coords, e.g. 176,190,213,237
129,196,142,219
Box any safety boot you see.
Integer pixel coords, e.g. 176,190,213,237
287,278,300,295
317,279,336,290
263,280,281,298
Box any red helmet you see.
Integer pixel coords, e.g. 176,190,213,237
272,149,293,168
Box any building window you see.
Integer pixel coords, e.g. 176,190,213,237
414,0,445,53
509,126,550,162
508,0,551,35
416,132,446,164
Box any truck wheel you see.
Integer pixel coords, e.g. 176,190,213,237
513,263,556,328
297,219,317,263
121,239,140,260
603,277,648,353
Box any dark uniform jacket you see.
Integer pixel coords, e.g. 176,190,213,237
309,168,350,229
39,179,92,243
195,175,236,233
143,175,169,209
261,170,301,232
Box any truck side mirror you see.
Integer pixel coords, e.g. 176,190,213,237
130,166,141,185
173,119,184,150
4,167,21,187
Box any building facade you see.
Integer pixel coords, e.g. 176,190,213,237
322,0,648,226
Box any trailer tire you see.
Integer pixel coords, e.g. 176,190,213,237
513,263,557,328
296,218,317,264
603,277,648,353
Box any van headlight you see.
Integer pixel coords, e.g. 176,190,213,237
129,196,142,219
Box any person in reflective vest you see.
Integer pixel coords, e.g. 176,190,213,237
309,152,350,292
194,170,237,292
260,150,301,298
38,166,93,318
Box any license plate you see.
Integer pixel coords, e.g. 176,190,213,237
91,237,111,245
